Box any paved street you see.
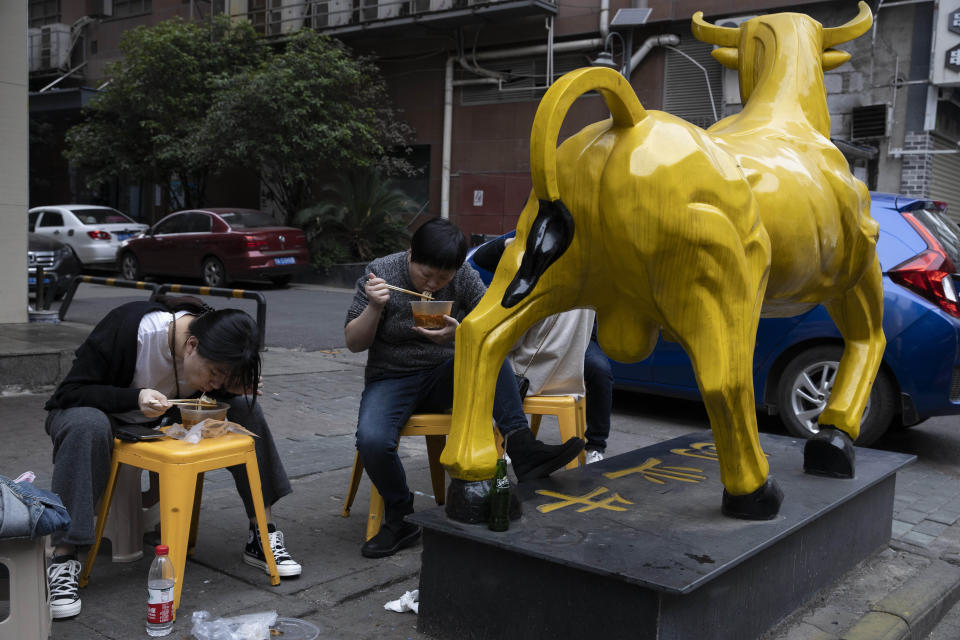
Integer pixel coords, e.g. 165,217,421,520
7,283,960,638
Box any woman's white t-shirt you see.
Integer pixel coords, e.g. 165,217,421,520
111,310,198,424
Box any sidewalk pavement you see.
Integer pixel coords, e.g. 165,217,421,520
2,321,960,639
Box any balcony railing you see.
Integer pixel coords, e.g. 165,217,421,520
226,0,556,37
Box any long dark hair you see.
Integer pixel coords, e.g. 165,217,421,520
186,309,261,405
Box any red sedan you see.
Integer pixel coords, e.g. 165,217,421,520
118,208,309,287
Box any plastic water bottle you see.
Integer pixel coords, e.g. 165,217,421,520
146,545,175,636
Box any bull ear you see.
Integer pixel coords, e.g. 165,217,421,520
711,47,739,69
822,49,851,71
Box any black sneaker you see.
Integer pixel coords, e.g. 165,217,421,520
243,523,302,577
48,555,82,619
360,521,422,559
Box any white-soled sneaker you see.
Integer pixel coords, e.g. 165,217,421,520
585,450,605,464
48,557,82,619
243,524,302,577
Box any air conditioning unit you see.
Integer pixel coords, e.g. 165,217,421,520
39,23,71,70
266,0,305,35
311,0,351,27
377,0,404,19
28,28,42,72
412,0,452,12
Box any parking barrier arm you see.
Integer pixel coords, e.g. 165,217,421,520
58,276,159,322
151,284,267,351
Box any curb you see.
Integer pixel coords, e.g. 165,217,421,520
840,560,960,640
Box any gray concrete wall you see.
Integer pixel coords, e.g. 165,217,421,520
0,2,28,323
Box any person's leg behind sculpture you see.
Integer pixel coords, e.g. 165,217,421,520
583,335,613,463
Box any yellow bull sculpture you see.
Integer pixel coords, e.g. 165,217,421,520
442,2,882,519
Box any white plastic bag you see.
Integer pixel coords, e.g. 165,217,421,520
190,610,278,640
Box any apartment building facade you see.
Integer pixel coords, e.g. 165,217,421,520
27,0,960,234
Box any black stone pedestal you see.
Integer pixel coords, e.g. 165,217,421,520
410,432,914,640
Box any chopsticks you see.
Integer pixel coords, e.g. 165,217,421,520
383,283,434,300
168,399,218,407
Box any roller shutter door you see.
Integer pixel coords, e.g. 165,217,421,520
930,133,960,223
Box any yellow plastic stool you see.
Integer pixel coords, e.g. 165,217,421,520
341,395,587,541
79,434,280,615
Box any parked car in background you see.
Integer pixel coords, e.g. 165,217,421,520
468,193,960,446
118,208,309,288
28,232,81,301
28,205,148,268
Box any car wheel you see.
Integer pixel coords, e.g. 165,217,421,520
776,344,896,446
201,257,226,288
268,275,293,288
119,252,141,281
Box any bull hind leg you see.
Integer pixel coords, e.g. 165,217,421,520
654,216,781,518
804,257,885,478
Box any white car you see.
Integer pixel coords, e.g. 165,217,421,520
28,205,148,267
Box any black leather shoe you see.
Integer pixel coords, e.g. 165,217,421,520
507,429,585,482
360,521,422,558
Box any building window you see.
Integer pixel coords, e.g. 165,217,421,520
28,0,61,27
112,0,153,18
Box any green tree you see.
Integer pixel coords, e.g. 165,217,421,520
200,30,412,223
64,17,264,210
294,168,413,270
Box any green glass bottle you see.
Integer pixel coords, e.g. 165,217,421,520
488,458,511,532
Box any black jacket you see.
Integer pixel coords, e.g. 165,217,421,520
45,301,169,412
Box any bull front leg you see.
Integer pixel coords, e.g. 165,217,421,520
804,254,885,478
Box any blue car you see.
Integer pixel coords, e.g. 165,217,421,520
468,192,960,446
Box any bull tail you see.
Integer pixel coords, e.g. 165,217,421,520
531,66,647,201
503,67,646,308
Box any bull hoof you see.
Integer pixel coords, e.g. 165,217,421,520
803,427,856,478
444,478,522,524
721,478,783,520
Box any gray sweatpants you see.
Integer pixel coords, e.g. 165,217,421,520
45,398,292,547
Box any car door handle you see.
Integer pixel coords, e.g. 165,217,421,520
53,230,60,234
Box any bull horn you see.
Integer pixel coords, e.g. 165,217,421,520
822,1,873,49
691,11,740,47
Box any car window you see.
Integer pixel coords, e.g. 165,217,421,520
217,211,278,229
37,211,63,227
153,215,191,235
28,211,40,232
71,207,136,225
912,205,960,268
184,213,212,233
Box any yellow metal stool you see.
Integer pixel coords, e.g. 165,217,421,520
79,433,280,614
341,394,587,540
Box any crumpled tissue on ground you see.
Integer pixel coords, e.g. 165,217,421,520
384,589,419,614
163,419,258,444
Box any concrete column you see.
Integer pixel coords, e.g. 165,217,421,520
0,2,28,323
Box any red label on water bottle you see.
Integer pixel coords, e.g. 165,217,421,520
147,586,174,624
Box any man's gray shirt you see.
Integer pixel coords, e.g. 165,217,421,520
345,251,486,382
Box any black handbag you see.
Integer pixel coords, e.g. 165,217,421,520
514,373,531,398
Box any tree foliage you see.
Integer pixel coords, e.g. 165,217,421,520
293,168,413,269
200,30,412,223
65,17,264,210
65,19,410,222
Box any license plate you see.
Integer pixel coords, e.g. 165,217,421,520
116,232,132,241
28,277,35,285
274,256,296,265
